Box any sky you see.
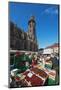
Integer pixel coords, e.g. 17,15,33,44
9,2,59,49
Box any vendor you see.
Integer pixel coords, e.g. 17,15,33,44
31,55,37,68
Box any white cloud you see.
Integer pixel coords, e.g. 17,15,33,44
42,7,58,15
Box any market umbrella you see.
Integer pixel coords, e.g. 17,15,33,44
15,53,32,72
15,53,31,62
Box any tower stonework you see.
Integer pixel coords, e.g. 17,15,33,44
10,16,38,52
27,16,38,51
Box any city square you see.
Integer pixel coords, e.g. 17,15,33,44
9,2,59,88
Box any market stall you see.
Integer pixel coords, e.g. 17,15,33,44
14,68,48,87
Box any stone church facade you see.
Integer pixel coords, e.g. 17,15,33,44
10,16,38,51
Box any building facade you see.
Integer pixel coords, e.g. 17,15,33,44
43,43,59,55
10,16,38,51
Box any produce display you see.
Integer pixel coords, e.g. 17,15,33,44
10,52,58,87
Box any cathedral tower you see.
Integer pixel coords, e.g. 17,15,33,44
28,16,37,41
27,16,38,51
